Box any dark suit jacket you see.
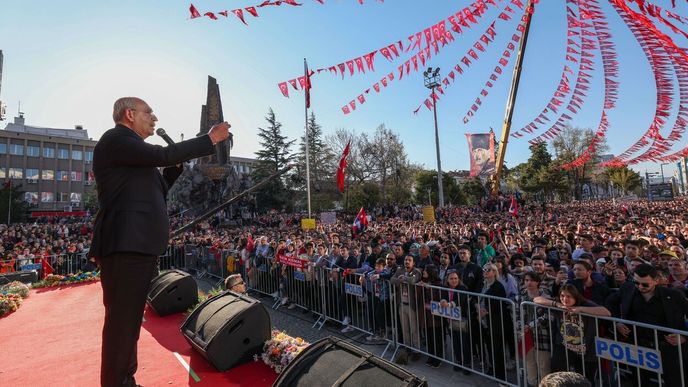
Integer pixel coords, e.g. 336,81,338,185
567,278,611,306
606,282,688,332
454,261,484,293
90,124,215,258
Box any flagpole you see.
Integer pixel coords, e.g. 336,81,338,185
304,58,312,219
7,180,11,225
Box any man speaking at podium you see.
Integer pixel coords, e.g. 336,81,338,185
89,97,231,387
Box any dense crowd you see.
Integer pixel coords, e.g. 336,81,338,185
2,198,688,385
0,221,93,275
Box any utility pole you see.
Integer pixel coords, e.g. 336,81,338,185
492,0,536,196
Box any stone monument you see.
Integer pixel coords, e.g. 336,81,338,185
169,76,241,215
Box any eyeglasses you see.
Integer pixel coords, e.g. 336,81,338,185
633,280,652,288
483,268,493,272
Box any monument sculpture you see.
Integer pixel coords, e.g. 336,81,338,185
169,76,243,216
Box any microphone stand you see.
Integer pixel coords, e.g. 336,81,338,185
171,164,294,237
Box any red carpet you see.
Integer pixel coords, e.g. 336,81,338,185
0,282,277,387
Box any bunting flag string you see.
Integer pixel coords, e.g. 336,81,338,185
339,0,506,114
280,0,504,105
560,110,609,170
190,1,384,25
512,0,579,138
550,0,621,165
601,0,678,166
528,0,596,144
629,0,688,40
461,15,526,124
626,42,688,164
409,18,500,114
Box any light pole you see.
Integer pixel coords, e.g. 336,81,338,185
423,67,444,208
660,163,668,183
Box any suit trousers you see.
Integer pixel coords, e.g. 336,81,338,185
100,253,158,387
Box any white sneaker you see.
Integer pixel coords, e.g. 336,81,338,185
280,297,289,306
287,303,297,310
342,316,351,325
366,335,380,342
270,291,279,299
341,326,355,333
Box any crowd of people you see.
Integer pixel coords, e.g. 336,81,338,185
2,198,688,385
0,221,93,275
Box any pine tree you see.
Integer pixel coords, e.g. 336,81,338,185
251,108,296,211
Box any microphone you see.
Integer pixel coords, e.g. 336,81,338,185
156,128,175,145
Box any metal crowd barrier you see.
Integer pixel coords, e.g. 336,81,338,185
0,252,94,276
159,247,688,387
519,301,688,387
388,281,520,386
158,244,242,286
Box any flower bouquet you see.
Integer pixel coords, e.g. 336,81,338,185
258,329,310,374
0,281,30,298
33,271,100,288
0,293,24,317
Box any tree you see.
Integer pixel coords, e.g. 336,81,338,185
461,178,486,205
605,166,641,196
551,126,609,200
512,143,568,202
251,108,296,211
327,125,414,209
294,112,337,212
0,183,29,224
414,171,465,206
348,181,381,209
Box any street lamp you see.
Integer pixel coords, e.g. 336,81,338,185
423,67,444,208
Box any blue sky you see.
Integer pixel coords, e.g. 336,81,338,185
0,0,685,177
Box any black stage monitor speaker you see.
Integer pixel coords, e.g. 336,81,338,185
273,336,428,387
146,270,198,316
181,290,271,371
0,270,39,285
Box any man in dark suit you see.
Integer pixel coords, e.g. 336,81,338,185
453,244,483,293
606,264,688,387
90,97,230,387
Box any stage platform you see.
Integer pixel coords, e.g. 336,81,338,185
0,282,276,387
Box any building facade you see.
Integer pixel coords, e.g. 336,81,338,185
1,115,97,211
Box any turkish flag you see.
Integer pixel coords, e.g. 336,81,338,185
278,82,289,97
232,9,247,25
336,142,351,192
189,4,202,18
509,196,518,216
352,207,368,237
245,6,259,17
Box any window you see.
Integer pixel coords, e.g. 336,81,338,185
27,145,40,157
43,146,55,158
70,192,82,203
9,144,24,155
58,148,69,159
70,171,82,181
0,168,5,178
42,169,54,180
56,170,70,181
25,192,38,205
85,150,93,162
0,143,6,154
9,168,23,178
71,150,83,160
26,168,39,180
41,192,54,203
59,192,70,202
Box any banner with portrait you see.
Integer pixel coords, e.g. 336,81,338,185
465,132,495,177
